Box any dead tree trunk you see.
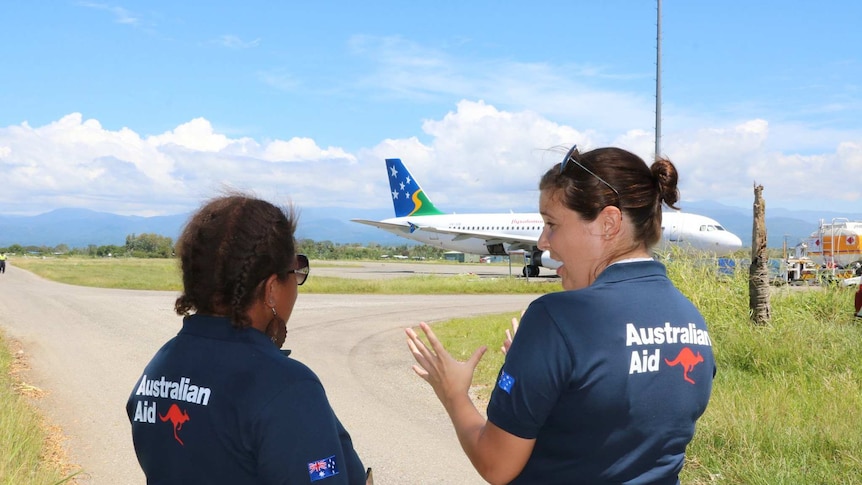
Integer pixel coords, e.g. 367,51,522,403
749,183,771,325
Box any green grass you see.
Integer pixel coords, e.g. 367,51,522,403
8,255,862,481
0,331,78,485
303,274,559,294
11,257,561,294
424,260,862,483
12,257,183,291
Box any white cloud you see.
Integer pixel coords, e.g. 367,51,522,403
77,2,139,25
148,118,237,152
216,35,261,49
262,138,354,162
1,102,860,217
348,34,655,135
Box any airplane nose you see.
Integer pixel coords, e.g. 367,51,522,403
719,233,744,254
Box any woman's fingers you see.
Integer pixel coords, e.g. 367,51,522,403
419,322,450,359
466,345,488,368
411,364,430,379
406,329,433,365
501,312,523,355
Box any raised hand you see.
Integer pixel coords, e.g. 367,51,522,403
405,322,487,407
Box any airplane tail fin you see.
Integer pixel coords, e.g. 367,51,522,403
385,158,445,217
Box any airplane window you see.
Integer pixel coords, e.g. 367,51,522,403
700,225,707,231
716,225,726,231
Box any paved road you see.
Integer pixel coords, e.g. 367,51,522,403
312,260,556,280
0,262,544,484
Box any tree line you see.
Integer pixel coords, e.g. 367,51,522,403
0,234,450,261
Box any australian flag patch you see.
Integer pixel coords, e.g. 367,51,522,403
308,455,339,482
497,370,515,394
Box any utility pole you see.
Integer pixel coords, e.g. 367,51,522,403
655,0,662,160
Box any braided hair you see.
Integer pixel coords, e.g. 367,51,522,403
174,193,297,329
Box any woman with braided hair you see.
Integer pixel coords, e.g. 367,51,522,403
127,193,368,484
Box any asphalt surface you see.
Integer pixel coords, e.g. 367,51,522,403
0,261,547,485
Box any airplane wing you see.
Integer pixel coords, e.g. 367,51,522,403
350,219,413,235
412,225,538,251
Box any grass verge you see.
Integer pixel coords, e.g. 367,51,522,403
0,331,79,485
11,257,561,294
11,255,862,481
421,260,862,483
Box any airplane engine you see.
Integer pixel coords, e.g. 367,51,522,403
485,243,507,256
540,250,562,269
523,249,562,277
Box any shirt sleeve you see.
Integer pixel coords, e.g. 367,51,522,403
335,416,367,484
487,299,575,439
254,379,366,484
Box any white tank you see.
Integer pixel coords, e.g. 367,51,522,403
805,219,862,268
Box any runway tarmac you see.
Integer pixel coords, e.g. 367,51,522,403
311,260,556,280
0,261,547,484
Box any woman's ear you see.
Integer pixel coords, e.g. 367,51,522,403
263,273,280,306
600,205,623,237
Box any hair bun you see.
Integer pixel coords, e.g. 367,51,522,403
651,157,680,210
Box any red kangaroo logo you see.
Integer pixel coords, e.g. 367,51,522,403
159,403,190,445
664,347,704,384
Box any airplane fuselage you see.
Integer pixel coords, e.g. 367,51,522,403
352,157,744,275
382,212,542,255
377,211,743,257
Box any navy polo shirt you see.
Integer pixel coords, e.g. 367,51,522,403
488,260,715,484
127,315,365,484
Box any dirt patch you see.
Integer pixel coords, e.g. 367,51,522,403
8,339,81,484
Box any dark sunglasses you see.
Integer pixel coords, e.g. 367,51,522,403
560,144,621,207
287,254,310,286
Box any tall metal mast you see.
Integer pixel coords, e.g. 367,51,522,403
655,0,662,159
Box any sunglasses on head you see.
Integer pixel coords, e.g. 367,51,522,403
287,254,310,286
559,144,621,207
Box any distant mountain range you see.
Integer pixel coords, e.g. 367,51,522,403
1,203,860,250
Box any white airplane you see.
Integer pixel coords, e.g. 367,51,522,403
352,158,743,276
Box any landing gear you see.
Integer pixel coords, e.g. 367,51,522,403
522,265,540,278
522,249,542,278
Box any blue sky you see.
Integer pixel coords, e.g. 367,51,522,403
1,1,860,217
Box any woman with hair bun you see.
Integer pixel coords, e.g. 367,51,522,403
407,146,715,484
128,193,368,484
